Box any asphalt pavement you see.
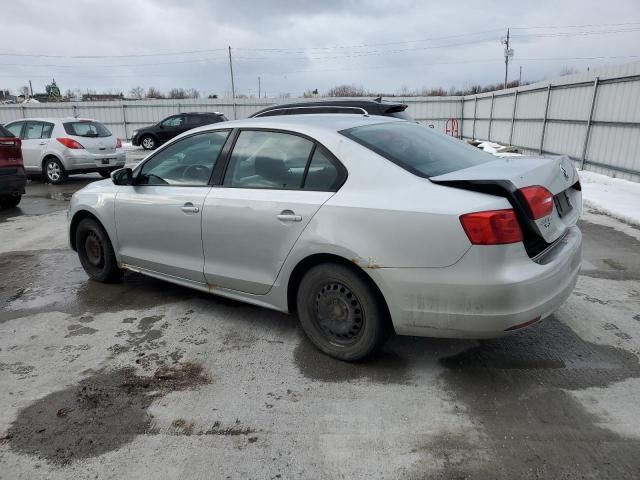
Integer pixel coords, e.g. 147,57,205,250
0,163,639,479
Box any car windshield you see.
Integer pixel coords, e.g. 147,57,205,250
340,121,495,177
63,121,112,138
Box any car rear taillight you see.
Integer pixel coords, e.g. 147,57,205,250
460,209,523,245
56,137,84,149
116,138,122,148
519,186,553,220
0,137,20,147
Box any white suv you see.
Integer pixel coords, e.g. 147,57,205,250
4,118,125,184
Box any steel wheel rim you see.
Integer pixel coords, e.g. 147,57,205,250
313,281,365,345
84,231,104,267
142,137,154,148
47,162,61,181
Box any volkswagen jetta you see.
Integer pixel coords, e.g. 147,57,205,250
68,115,582,361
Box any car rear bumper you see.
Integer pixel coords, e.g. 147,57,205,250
370,226,582,338
0,169,27,195
62,150,126,172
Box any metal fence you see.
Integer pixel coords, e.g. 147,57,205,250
1,61,639,180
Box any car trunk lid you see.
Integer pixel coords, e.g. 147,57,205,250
431,154,582,256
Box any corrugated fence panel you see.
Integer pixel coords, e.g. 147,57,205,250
548,85,593,121
512,120,543,150
489,120,510,143
594,81,640,123
543,122,586,158
476,97,492,118
516,90,548,118
492,94,514,119
588,125,640,179
474,120,490,140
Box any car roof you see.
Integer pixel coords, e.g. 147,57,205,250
5,117,96,123
250,99,408,118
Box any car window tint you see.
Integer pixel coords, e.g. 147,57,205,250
303,147,341,191
5,122,23,137
224,131,314,189
64,121,111,137
341,121,494,178
41,122,54,139
162,115,183,127
138,131,229,186
23,121,45,140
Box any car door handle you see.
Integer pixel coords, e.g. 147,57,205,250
277,210,302,222
39,142,47,145
180,202,200,214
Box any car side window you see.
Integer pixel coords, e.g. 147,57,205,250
138,131,229,186
41,122,54,139
5,122,23,138
303,147,343,191
23,121,46,140
161,115,184,127
223,130,314,189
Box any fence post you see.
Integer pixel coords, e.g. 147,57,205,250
509,89,518,146
121,103,128,140
580,77,600,170
72,104,78,118
539,84,551,154
459,97,464,139
21,104,26,118
487,93,495,141
472,96,478,140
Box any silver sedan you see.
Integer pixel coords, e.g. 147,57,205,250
68,114,582,361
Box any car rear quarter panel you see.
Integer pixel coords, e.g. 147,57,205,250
290,139,512,269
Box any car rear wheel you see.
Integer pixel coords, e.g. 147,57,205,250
76,218,122,283
296,263,389,361
141,135,156,150
44,158,66,184
0,194,21,208
99,171,111,178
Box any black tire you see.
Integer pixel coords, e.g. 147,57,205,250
0,194,21,208
296,263,389,361
75,218,122,283
99,171,111,178
140,135,157,150
43,157,67,184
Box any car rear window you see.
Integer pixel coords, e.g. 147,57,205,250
0,125,13,137
340,121,494,178
63,121,112,138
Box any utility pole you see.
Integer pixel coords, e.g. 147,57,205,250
502,28,513,89
28,80,33,97
258,76,261,99
519,65,522,86
228,46,236,119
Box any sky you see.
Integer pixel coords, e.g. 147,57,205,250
1,0,640,98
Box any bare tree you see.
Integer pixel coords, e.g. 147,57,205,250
168,88,187,99
185,88,200,99
129,85,144,99
19,85,29,98
145,87,165,99
326,84,367,97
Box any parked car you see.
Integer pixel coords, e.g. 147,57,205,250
131,112,228,150
3,118,125,184
249,99,412,119
69,115,582,361
0,124,26,208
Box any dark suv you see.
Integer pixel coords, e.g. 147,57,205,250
249,100,412,119
0,124,26,208
131,112,228,150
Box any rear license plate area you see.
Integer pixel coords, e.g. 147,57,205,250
101,158,115,165
554,191,572,218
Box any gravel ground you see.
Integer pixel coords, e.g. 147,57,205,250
0,170,639,479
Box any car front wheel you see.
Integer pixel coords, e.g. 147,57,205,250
44,158,67,184
141,135,156,150
76,218,122,283
296,263,389,361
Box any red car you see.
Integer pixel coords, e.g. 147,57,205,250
0,124,26,208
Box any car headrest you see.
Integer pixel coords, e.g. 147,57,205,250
255,155,289,182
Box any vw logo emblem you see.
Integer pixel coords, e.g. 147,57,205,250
560,164,569,181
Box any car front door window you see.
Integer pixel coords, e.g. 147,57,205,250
138,131,229,186
161,115,184,128
5,122,24,138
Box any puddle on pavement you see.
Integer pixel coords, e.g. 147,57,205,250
429,317,640,479
2,362,210,465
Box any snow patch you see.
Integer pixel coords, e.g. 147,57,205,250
579,170,640,226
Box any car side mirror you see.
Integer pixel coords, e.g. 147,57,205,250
111,167,133,186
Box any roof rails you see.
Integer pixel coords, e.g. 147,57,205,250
253,105,369,118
